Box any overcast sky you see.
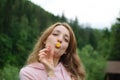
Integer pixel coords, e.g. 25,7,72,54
30,0,120,29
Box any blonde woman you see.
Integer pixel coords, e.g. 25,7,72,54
19,22,85,80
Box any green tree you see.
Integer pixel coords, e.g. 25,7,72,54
96,28,111,59
109,17,120,60
78,45,106,80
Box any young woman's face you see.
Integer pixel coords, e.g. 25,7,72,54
45,25,70,57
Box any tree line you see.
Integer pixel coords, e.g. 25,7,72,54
0,0,120,79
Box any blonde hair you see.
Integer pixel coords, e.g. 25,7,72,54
26,22,85,80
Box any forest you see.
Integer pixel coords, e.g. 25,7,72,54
0,0,120,80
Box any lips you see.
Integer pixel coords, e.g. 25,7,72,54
55,42,61,48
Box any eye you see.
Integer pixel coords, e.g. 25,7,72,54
52,30,60,36
64,34,69,42
52,32,59,36
64,37,69,42
65,38,69,42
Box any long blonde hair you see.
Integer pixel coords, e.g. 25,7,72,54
26,22,85,80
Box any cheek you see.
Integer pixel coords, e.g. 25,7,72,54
45,36,55,47
62,43,69,51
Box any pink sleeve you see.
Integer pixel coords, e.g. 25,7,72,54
19,68,34,80
19,68,59,80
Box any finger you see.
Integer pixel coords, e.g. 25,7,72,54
39,48,49,53
44,46,51,57
38,52,47,56
49,46,54,60
38,52,47,61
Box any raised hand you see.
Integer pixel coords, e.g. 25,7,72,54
38,46,55,77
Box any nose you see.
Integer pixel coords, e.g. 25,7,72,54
57,36,63,43
57,39,62,43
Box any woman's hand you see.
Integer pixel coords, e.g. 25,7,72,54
38,46,55,77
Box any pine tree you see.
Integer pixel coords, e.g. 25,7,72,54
109,17,120,60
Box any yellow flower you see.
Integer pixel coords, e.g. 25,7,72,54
55,42,61,48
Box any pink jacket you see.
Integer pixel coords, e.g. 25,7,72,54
19,62,71,80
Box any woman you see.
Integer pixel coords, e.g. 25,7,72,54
19,22,85,80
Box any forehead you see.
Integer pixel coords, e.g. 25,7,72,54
53,25,70,35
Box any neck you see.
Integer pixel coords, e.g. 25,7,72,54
53,57,60,67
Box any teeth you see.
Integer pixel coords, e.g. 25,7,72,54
55,42,61,48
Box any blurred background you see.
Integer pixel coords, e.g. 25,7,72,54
0,0,120,80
